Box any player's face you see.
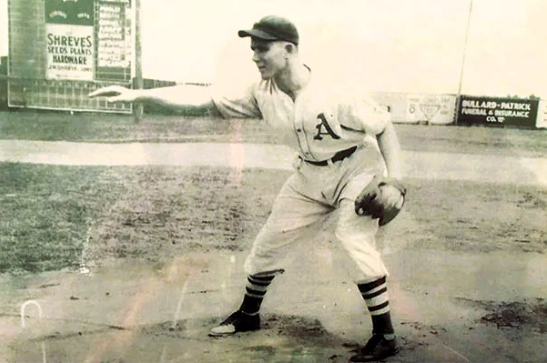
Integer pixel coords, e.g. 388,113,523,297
250,39,289,80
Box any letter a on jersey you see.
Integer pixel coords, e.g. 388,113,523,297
314,113,341,140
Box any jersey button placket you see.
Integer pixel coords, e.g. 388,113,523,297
294,101,310,159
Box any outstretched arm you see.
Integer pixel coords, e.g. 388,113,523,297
376,120,403,179
89,84,219,115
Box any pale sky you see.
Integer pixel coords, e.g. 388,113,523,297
2,0,547,98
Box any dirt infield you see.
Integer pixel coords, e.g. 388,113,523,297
2,250,546,362
0,123,546,362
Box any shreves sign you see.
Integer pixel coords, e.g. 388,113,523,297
44,0,132,82
45,0,95,80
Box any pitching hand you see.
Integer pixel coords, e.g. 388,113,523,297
88,85,139,103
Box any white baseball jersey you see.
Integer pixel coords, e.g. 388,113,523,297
211,73,390,162
211,72,392,282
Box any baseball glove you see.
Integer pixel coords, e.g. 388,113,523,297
354,175,406,226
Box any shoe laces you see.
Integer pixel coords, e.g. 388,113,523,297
221,311,243,325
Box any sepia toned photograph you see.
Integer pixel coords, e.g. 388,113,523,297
0,0,546,362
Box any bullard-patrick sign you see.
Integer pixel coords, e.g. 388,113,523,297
458,96,538,128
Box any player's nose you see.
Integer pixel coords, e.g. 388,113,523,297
252,51,260,63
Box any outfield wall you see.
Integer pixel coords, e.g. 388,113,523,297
371,92,457,125
372,93,546,129
0,57,7,110
537,100,547,129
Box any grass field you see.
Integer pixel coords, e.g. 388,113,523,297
1,164,546,275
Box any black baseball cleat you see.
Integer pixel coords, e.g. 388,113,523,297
208,310,260,337
349,334,399,362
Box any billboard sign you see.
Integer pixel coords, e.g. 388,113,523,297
8,0,134,113
96,0,132,81
457,96,539,128
407,94,456,125
45,0,95,81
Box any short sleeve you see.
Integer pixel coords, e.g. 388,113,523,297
210,83,262,119
339,91,391,135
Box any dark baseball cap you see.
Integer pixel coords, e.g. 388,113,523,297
238,15,299,45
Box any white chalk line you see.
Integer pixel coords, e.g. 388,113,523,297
159,276,192,363
78,197,118,276
441,343,471,363
20,300,43,328
159,345,168,363
79,224,95,276
171,277,192,330
20,300,47,363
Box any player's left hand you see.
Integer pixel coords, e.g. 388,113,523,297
88,85,139,103
355,175,406,226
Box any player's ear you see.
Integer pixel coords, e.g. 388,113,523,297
284,42,296,55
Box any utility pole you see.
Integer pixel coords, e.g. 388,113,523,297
133,0,143,122
454,0,474,124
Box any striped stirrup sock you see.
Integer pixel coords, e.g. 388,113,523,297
357,276,395,335
239,272,278,316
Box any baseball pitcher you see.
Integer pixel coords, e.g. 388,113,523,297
90,15,406,362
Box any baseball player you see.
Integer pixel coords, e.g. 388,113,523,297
90,15,406,362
